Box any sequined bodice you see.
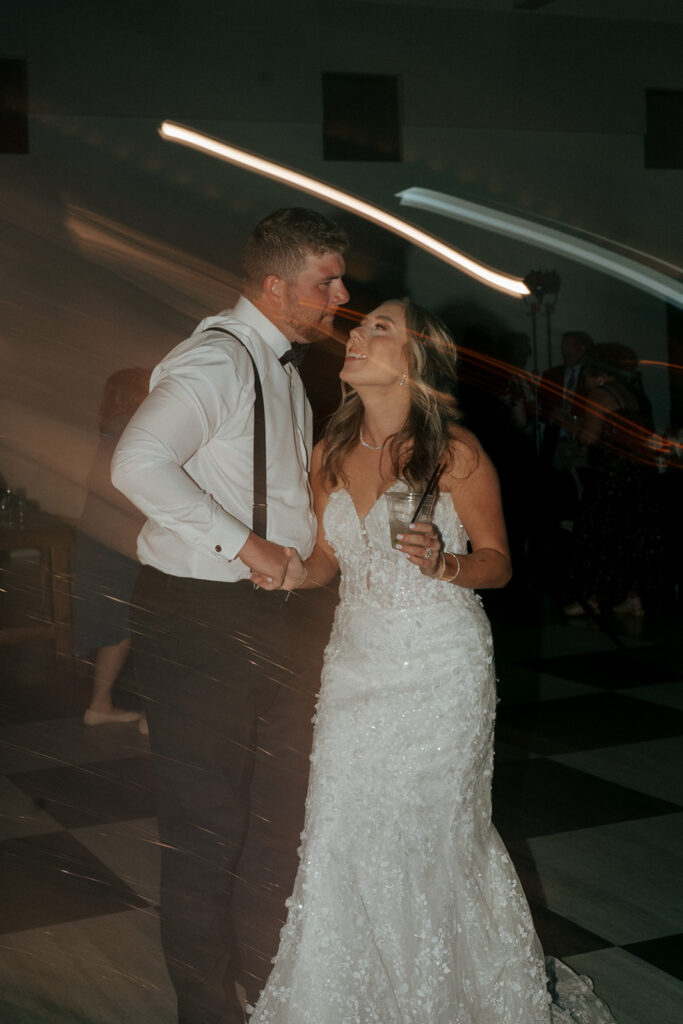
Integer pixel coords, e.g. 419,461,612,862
323,483,470,612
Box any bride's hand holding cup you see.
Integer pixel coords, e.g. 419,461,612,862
395,521,442,577
386,491,441,578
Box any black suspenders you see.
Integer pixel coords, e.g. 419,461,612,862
203,327,267,539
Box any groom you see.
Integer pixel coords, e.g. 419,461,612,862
112,207,349,1024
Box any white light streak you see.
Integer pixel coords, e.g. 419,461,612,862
158,121,529,298
397,187,683,309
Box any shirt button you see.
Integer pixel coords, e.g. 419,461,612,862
215,544,222,553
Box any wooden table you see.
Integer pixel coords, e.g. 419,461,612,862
0,512,74,657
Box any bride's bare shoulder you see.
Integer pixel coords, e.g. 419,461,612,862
444,426,485,481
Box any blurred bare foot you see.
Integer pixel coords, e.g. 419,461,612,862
83,708,141,726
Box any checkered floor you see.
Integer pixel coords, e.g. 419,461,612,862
1,592,681,1024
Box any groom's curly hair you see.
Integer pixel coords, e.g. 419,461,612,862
242,207,348,289
321,299,472,493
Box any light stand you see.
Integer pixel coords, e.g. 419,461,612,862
523,270,561,455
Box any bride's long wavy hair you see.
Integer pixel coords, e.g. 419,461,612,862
321,298,464,492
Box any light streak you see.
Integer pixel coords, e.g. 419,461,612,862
158,121,530,299
640,359,683,373
396,187,683,309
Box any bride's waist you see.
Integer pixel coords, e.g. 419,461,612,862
327,591,491,676
337,579,480,614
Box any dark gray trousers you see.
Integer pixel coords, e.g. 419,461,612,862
131,567,314,1024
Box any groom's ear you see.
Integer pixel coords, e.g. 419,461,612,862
263,273,286,311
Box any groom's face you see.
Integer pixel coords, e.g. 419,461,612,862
279,251,349,344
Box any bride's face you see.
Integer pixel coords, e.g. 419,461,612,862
340,301,409,388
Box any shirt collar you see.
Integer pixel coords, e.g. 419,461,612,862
232,296,292,361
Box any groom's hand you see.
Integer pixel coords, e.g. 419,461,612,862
249,547,305,591
238,532,290,588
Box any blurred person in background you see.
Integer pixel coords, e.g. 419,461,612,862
564,343,662,617
72,367,150,726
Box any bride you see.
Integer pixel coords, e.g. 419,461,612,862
249,298,616,1023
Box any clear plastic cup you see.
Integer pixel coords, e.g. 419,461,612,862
386,491,437,550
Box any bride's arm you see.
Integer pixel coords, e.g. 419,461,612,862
436,429,511,590
288,442,340,589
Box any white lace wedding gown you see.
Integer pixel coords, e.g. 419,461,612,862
251,484,616,1024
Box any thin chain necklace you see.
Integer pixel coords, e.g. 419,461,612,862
359,427,386,451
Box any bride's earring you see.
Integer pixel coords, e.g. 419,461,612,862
399,371,408,387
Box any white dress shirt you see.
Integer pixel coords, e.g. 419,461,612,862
111,297,317,581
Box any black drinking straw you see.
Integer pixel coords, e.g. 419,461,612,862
410,463,441,523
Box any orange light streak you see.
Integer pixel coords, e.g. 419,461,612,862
424,347,682,468
640,360,683,373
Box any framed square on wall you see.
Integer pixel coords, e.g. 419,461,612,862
322,72,401,162
645,90,683,170
0,58,29,154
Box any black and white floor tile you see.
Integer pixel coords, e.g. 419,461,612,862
1,601,681,1023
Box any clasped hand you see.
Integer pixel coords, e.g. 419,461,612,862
250,546,306,591
395,522,442,577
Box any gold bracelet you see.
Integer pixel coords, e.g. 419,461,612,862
285,565,308,602
294,566,309,589
433,552,447,579
441,552,461,583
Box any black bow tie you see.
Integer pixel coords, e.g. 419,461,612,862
279,343,306,368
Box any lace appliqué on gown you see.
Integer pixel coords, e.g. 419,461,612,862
250,485,617,1024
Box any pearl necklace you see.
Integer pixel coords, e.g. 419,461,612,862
359,428,386,451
